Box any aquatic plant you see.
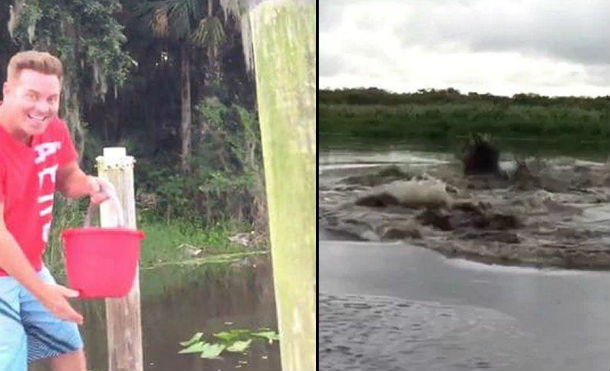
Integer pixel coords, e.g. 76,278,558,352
179,327,279,359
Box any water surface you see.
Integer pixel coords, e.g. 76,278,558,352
320,236,609,371
319,148,610,371
36,256,281,371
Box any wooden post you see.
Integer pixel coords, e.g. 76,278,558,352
246,1,316,370
97,147,143,371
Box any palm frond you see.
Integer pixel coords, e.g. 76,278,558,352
167,0,205,39
137,0,205,40
191,16,225,49
151,5,170,37
219,0,244,21
133,0,171,18
167,4,187,38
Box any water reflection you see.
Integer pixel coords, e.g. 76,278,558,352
320,237,610,371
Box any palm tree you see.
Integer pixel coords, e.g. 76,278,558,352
139,0,227,173
193,0,225,83
139,0,201,172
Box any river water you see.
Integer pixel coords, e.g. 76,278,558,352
320,148,610,371
32,255,281,371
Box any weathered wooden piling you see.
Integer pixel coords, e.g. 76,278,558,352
97,147,143,371
247,1,316,370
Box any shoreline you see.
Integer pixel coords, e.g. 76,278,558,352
322,227,610,271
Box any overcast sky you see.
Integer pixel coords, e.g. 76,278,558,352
320,0,610,97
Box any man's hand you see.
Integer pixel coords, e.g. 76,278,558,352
87,176,114,205
38,283,84,324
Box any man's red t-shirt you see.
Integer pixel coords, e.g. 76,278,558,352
0,117,78,275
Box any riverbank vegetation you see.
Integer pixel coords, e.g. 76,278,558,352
46,196,265,280
320,88,610,154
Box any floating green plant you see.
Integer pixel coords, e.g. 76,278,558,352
179,328,279,359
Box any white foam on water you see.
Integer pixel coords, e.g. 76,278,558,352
320,150,450,166
322,239,403,248
319,163,383,172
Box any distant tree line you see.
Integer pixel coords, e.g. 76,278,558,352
320,87,610,111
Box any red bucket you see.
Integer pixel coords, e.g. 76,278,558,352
62,227,144,298
61,194,145,298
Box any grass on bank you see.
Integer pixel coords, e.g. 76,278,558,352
138,219,264,270
45,197,265,281
320,102,610,143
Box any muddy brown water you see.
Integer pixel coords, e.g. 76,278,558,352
33,256,281,371
320,149,610,371
320,147,610,269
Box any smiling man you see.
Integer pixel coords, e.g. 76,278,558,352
0,51,110,371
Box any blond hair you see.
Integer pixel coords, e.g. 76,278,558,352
7,51,63,83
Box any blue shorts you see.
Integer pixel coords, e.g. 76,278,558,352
0,266,83,371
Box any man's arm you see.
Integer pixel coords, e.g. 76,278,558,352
56,161,107,203
56,161,93,199
0,203,83,323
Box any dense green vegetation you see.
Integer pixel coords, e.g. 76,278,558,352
1,1,267,273
320,88,610,154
